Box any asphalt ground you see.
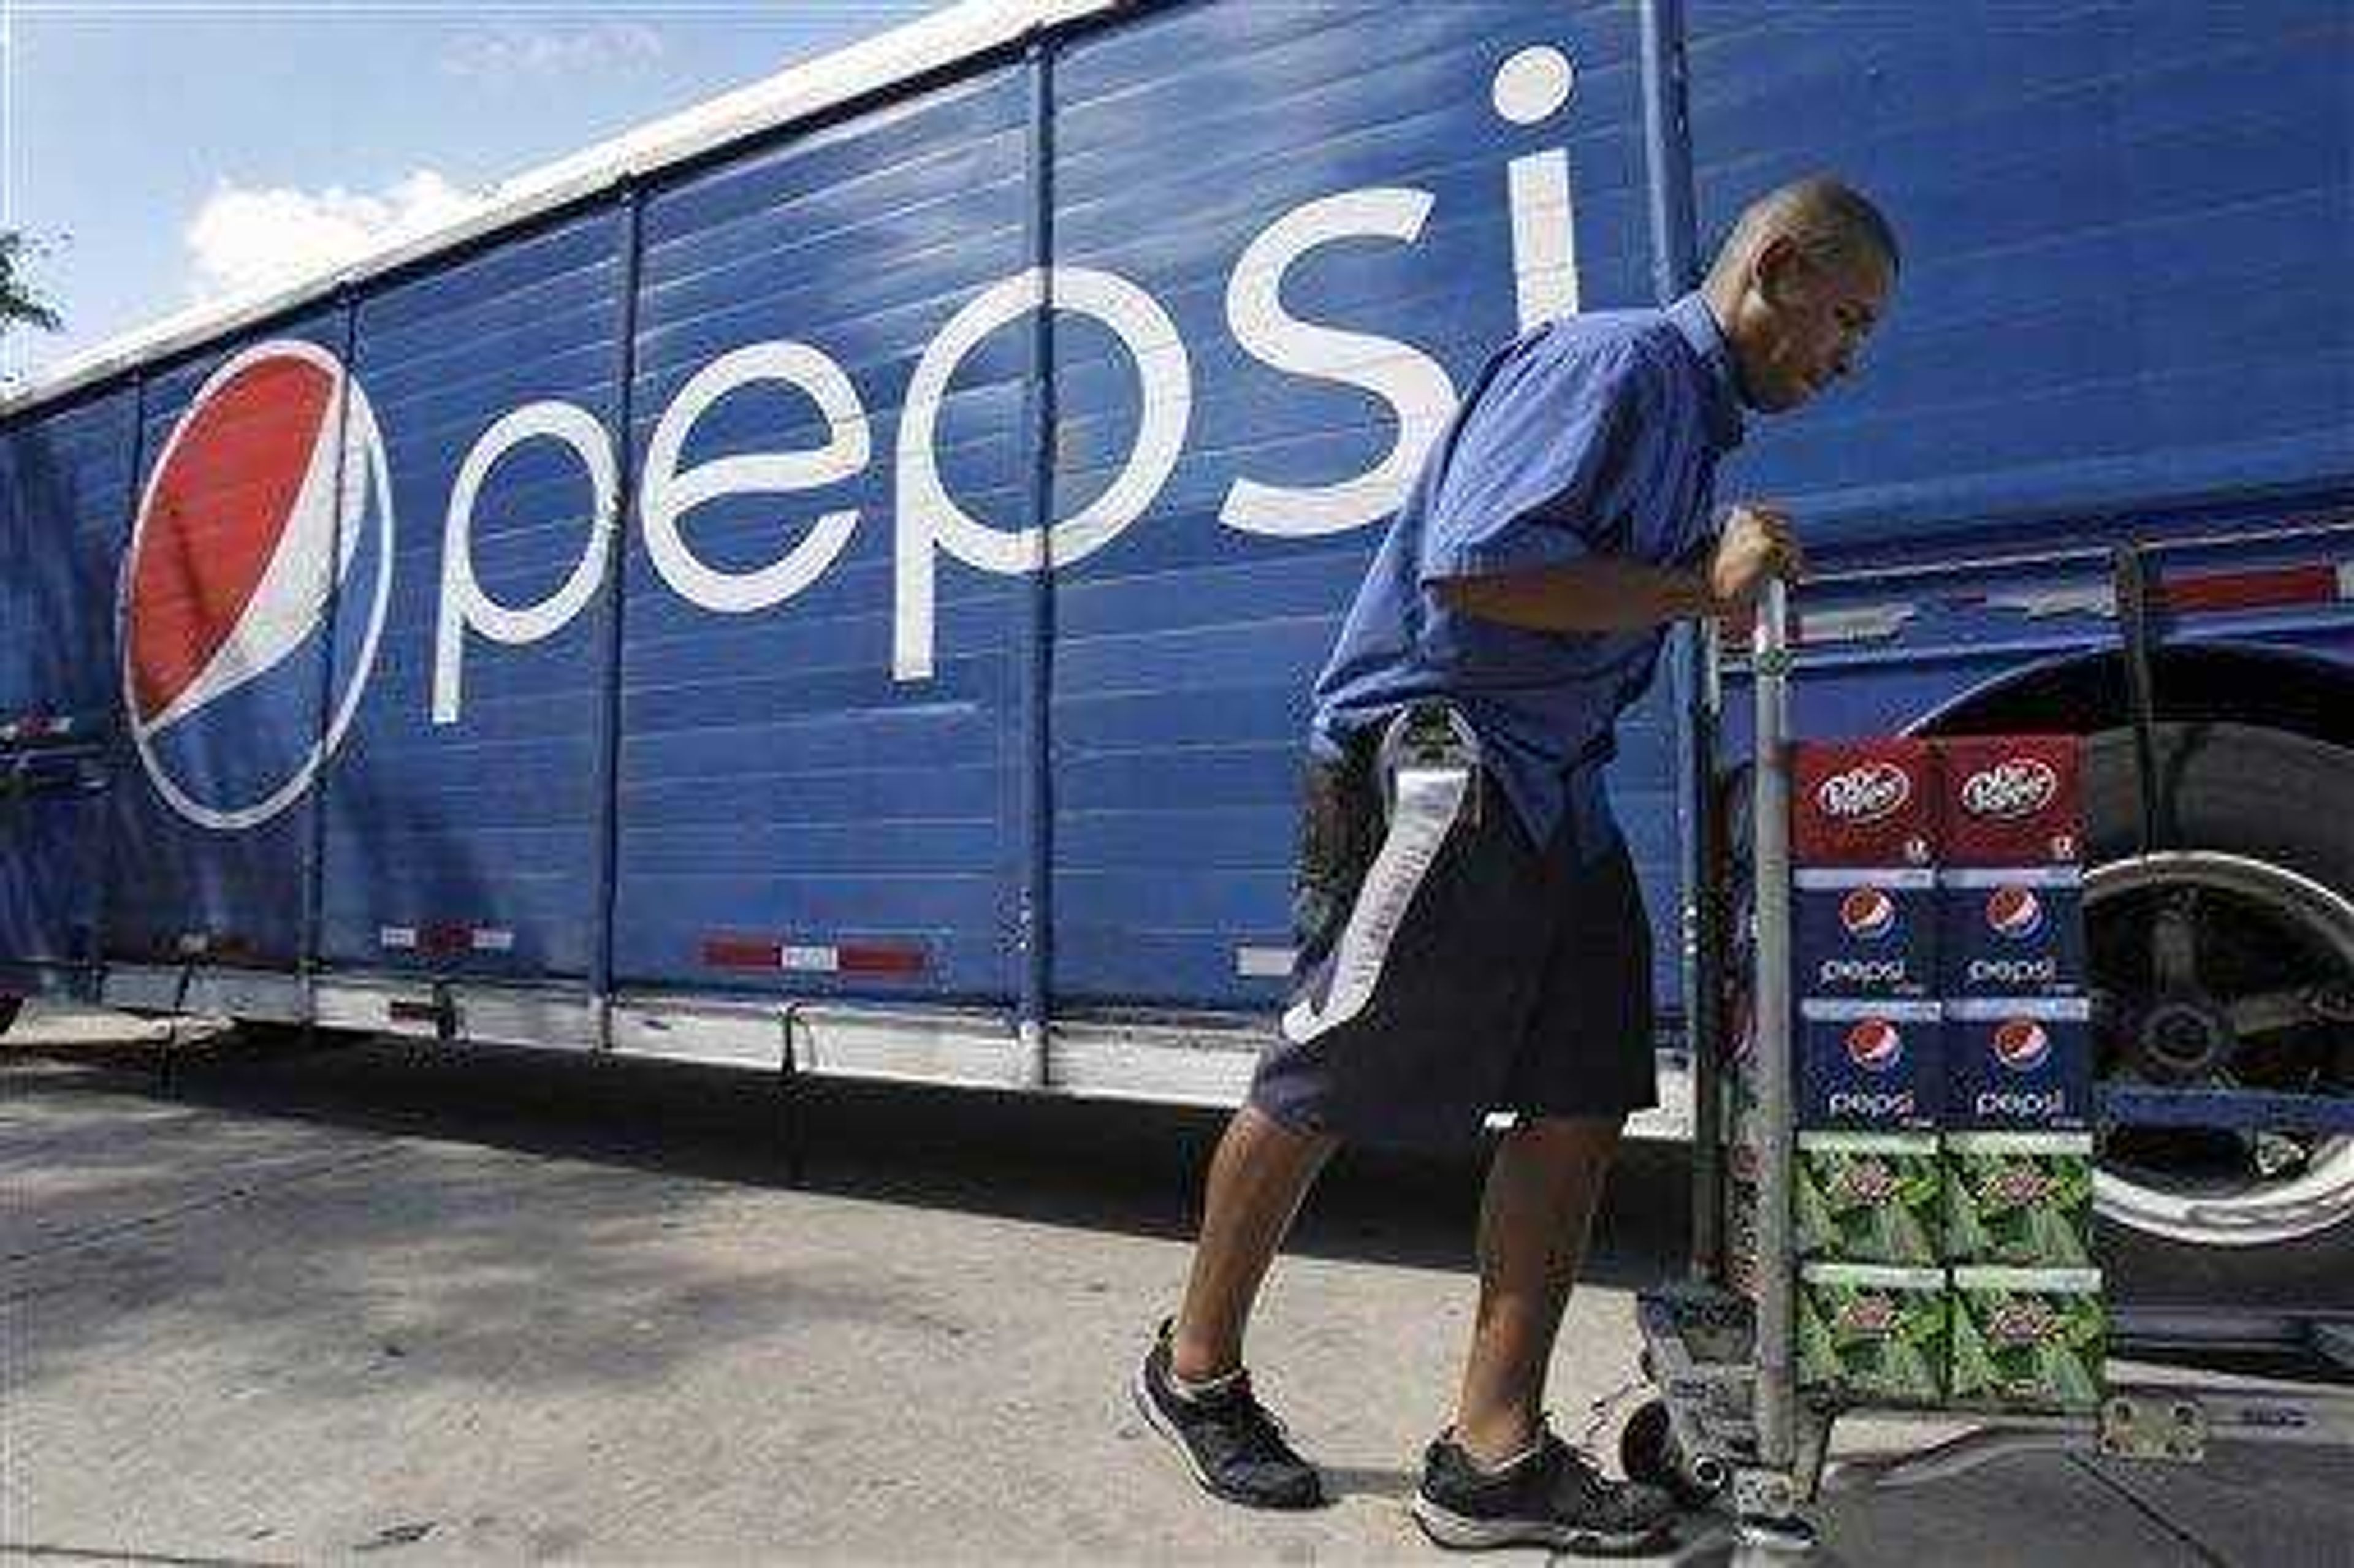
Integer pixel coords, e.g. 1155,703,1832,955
3,1005,2348,1566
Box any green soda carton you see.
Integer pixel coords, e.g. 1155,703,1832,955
1796,1130,1943,1264
1943,1132,2095,1266
1797,1263,1948,1406
1949,1266,2106,1411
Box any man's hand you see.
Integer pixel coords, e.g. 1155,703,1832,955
1708,504,1805,610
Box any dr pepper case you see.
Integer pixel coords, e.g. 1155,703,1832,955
1935,735,2082,867
1792,739,1938,869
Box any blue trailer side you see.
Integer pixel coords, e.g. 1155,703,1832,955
1,0,2348,1264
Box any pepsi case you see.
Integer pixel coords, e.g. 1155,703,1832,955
1795,867,1938,997
1799,997,1943,1131
1792,739,1938,869
1935,735,2082,867
1946,997,2092,1130
1937,866,2086,997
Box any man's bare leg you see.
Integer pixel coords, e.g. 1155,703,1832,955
1450,1115,1625,1461
1170,1103,1340,1382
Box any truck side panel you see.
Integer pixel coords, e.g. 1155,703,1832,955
1687,2,2354,554
612,63,1033,1002
321,208,630,978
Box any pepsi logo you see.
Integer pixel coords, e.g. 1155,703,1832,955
1984,885,2046,942
1838,886,1899,941
1816,762,1911,825
118,340,393,830
1960,758,2059,820
1992,1018,2052,1071
1845,1017,1903,1073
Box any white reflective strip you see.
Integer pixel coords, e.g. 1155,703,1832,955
1797,997,1943,1023
1235,945,1296,979
1279,764,1468,1045
176,932,210,956
1938,866,2083,888
1792,867,1937,890
1986,585,2113,620
0,723,15,744
1802,604,1919,645
379,926,419,950
779,945,840,973
1946,995,2090,1022
471,927,516,953
2337,561,2354,601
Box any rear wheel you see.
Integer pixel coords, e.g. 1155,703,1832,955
2082,724,2354,1293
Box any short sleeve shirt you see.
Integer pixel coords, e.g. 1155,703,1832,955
1308,293,1746,855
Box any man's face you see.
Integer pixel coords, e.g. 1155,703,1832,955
1731,238,1894,413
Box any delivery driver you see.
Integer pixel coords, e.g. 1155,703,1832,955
1133,177,1897,1555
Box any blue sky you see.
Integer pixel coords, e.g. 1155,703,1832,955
1,2,948,384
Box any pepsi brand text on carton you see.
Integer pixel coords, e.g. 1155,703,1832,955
1799,997,1943,1131
1946,997,2093,1130
1791,739,1939,869
1795,867,1938,998
1937,866,2087,998
1933,736,2082,868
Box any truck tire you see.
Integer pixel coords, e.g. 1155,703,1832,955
2081,723,2354,1303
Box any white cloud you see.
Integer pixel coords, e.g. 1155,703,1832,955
443,21,666,83
184,170,482,302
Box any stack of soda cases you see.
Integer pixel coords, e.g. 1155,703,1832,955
1727,734,2106,1411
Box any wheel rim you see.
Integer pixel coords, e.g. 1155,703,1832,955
2087,850,2354,1247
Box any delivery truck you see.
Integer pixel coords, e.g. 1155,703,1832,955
3,0,2348,1288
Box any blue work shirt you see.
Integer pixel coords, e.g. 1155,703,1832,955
1309,292,1746,856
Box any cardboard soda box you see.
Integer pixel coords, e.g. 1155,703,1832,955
1796,1130,1944,1265
1797,1263,1948,1406
1792,739,1938,869
1943,1131,2095,1267
1935,735,2081,867
1796,867,1938,997
1949,1266,2106,1411
1946,997,2093,1130
1800,998,1943,1130
1938,867,2087,997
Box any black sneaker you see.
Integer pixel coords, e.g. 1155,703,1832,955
1410,1426,1675,1555
1131,1319,1324,1509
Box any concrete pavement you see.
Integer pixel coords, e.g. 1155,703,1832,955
3,1006,2346,1564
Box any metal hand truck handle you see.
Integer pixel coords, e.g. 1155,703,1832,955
1750,577,1798,1468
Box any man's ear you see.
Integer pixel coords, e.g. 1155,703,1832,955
1752,234,1811,311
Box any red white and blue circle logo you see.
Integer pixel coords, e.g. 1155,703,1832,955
1984,885,2046,942
1839,886,1899,942
1992,1018,2052,1071
1845,1018,1903,1073
117,340,393,830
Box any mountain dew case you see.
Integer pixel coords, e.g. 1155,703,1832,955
1797,1263,1949,1406
1796,1130,1943,1265
1949,1266,2106,1411
1944,1131,2095,1266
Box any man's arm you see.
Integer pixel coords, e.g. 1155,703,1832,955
1433,503,1803,634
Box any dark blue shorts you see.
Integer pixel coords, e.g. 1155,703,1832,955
1248,740,1659,1150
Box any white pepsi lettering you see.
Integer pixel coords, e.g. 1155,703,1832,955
895,265,1190,682
641,341,870,615
1491,46,1580,328
1829,1090,1915,1119
1975,1088,2066,1121
433,402,618,725
1968,957,2059,986
1218,188,1458,538
1822,959,1908,986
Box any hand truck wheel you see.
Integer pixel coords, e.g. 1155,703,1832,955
1618,1398,1730,1508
